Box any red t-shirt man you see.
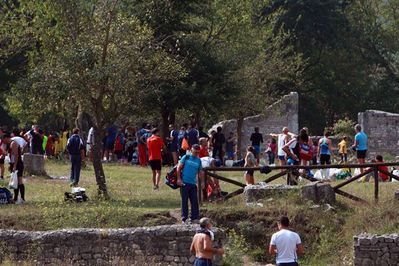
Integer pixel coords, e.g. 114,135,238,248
147,129,165,190
147,134,164,161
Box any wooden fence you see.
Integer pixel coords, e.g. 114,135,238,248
201,162,399,204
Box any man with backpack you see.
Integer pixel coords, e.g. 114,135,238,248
67,128,85,187
177,144,202,223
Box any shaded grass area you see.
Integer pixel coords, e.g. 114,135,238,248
0,160,399,265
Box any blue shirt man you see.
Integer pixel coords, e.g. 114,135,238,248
355,132,368,151
177,144,202,223
67,128,85,187
353,124,368,175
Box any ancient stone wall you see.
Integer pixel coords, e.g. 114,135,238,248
354,234,399,266
209,92,299,157
0,225,225,266
358,110,399,157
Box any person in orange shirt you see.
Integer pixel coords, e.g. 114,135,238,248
199,137,209,158
147,128,165,190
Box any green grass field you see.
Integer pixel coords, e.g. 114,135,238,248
1,160,399,265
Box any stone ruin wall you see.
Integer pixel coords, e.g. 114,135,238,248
354,234,399,266
209,92,299,156
358,110,399,158
0,225,225,266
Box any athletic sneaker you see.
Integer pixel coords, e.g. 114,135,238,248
15,199,25,205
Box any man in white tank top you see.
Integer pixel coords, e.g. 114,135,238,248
270,127,296,167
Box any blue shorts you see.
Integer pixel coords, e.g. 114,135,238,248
278,155,286,161
194,258,212,266
287,158,299,165
253,145,260,155
227,151,234,159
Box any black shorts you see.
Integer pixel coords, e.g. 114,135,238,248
357,150,367,159
320,154,331,165
105,142,114,150
0,157,4,164
149,160,162,171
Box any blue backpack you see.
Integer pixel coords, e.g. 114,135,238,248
0,187,13,204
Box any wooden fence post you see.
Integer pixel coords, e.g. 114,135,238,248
373,166,379,203
198,170,204,205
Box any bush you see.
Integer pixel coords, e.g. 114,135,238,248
332,118,356,140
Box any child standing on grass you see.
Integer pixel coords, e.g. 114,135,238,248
338,136,348,163
243,146,256,185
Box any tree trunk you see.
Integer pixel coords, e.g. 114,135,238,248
92,125,108,198
161,107,170,139
236,114,244,160
168,111,175,126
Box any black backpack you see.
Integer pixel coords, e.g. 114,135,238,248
0,187,13,204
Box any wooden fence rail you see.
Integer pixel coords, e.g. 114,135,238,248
201,162,399,204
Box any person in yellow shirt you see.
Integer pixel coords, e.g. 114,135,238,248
338,136,347,163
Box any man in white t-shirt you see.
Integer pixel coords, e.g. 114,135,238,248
269,216,304,266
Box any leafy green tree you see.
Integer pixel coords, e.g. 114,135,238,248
5,0,185,196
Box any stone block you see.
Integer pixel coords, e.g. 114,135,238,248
301,183,317,202
301,182,335,204
244,184,299,203
316,183,336,204
23,153,47,176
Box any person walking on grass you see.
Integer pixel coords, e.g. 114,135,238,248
269,216,304,266
190,217,224,266
147,128,165,190
67,128,85,187
177,144,202,223
2,132,25,204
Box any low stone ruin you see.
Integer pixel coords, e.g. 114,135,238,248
23,153,47,176
358,110,399,157
354,234,399,266
300,182,336,204
244,184,299,203
209,92,299,156
0,225,225,265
